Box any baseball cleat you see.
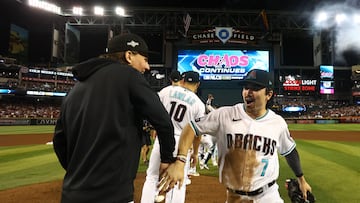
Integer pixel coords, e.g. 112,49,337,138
188,171,200,176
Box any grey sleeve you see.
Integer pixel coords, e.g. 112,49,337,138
285,148,304,177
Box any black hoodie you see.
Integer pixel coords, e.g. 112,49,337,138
53,58,175,202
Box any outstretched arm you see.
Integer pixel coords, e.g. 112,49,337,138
285,148,312,199
158,123,197,193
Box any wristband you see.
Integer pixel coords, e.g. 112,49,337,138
176,154,187,159
176,155,187,163
177,153,187,157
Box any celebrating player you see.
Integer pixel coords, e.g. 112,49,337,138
205,93,216,113
199,93,218,169
159,69,312,203
141,71,205,203
198,134,217,169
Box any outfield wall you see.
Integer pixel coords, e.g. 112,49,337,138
0,118,57,126
0,117,359,126
286,117,360,124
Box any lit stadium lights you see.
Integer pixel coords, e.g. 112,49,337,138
314,11,330,28
314,10,357,28
28,0,61,15
115,6,126,16
335,13,346,25
72,6,83,16
316,11,328,23
354,14,360,24
94,6,104,16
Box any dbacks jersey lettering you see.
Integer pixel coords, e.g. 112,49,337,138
226,133,277,156
190,103,295,192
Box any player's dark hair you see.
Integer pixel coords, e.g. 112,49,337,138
265,87,274,109
100,52,128,64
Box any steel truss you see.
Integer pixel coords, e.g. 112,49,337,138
63,8,314,36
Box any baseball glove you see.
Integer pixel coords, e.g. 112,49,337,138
285,178,315,203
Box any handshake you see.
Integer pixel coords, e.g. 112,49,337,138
154,156,187,202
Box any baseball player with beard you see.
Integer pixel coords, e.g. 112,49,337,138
141,71,205,203
159,69,312,203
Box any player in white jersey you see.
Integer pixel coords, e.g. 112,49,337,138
205,93,216,113
198,134,217,169
199,93,218,169
141,71,206,203
159,69,312,203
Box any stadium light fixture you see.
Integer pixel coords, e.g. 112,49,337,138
28,0,61,15
354,14,360,24
316,12,328,22
115,6,126,16
94,6,104,16
72,6,83,16
314,11,329,28
335,13,346,25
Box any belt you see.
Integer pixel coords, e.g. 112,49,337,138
227,180,276,196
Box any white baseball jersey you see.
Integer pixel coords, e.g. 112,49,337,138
190,103,295,192
158,85,206,136
206,98,216,112
141,85,205,203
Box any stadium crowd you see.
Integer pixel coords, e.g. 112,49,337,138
273,98,360,119
0,97,61,119
1,59,359,120
1,95,359,119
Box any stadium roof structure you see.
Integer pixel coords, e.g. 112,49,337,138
2,0,359,66
55,0,352,11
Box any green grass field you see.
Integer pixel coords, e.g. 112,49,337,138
288,123,360,131
0,125,55,135
0,124,359,202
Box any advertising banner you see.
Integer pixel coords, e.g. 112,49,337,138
177,49,269,80
8,24,28,63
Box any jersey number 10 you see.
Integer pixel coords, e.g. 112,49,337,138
169,101,187,122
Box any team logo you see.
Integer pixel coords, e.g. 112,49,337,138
215,27,233,44
127,40,139,47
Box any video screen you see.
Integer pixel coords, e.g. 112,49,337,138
282,106,306,112
320,80,334,94
320,65,334,80
177,49,269,80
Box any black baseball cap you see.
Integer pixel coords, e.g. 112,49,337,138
239,69,274,88
107,33,152,57
182,71,200,83
170,70,181,82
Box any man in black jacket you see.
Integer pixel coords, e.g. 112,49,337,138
53,33,176,203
